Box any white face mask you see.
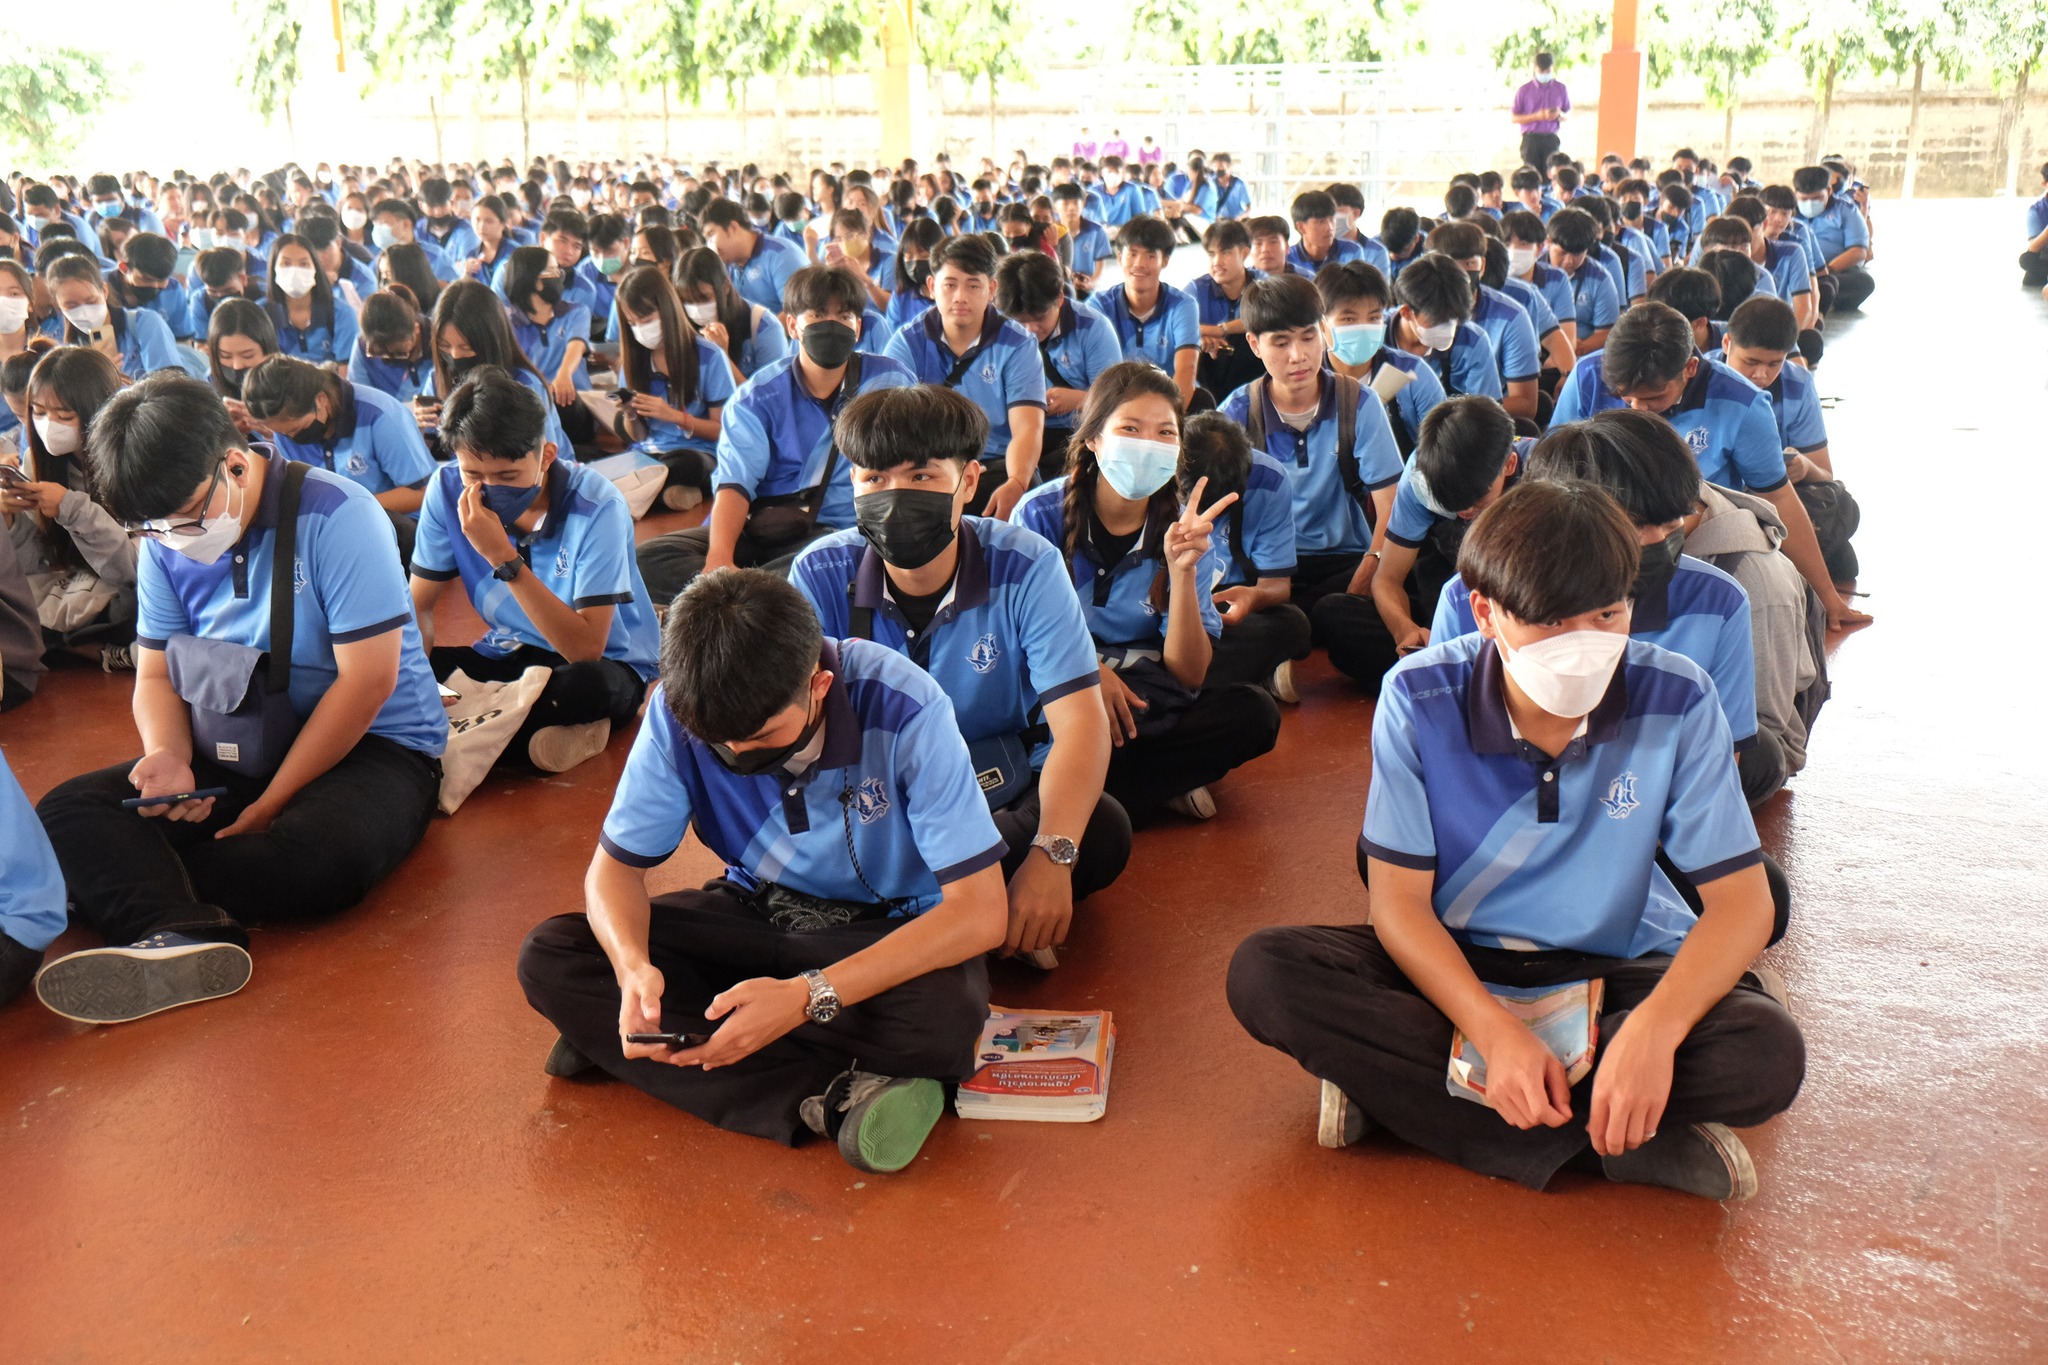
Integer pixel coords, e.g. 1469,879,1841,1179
341,207,369,230
64,301,110,334
1498,625,1628,719
1413,318,1459,350
276,265,318,299
0,294,28,333
630,318,664,350
154,471,248,566
191,227,217,249
1094,435,1179,501
34,415,82,456
683,301,717,325
1507,244,1539,276
1333,212,1353,237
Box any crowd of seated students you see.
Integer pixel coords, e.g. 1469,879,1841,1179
0,135,1901,1199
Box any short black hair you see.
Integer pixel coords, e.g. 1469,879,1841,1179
1525,409,1702,526
1395,252,1473,324
1457,479,1639,626
1600,302,1696,394
1535,52,1554,71
1443,183,1478,219
1202,219,1251,254
994,248,1064,318
699,197,750,232
1114,216,1175,258
1314,259,1390,311
1760,184,1798,212
1545,206,1599,253
1378,207,1422,255
1245,214,1290,243
1427,220,1487,260
121,232,178,279
1698,217,1754,252
836,383,987,470
1727,295,1798,353
1414,395,1517,513
1290,190,1336,224
1326,182,1365,215
1697,249,1758,319
783,263,867,318
932,231,998,278
660,569,824,743
1659,183,1694,213
441,364,548,459
1509,167,1543,194
1243,272,1325,335
1176,411,1253,506
1646,266,1720,323
540,207,589,243
240,354,332,423
1500,208,1547,247
586,211,627,249
1792,166,1831,195
86,372,243,523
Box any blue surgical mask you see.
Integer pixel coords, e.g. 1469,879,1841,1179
372,223,400,251
94,200,124,219
1796,198,1825,219
479,479,544,528
1095,435,1179,501
1534,72,1553,84
1330,323,1383,366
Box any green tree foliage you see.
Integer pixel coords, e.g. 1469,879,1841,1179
358,0,463,159
916,0,1030,144
0,42,115,166
1788,0,1874,159
1665,0,1777,153
1490,0,1609,73
464,0,563,163
235,0,307,145
1969,0,2048,190
1133,0,1408,64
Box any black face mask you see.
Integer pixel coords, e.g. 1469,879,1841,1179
536,275,565,308
298,416,330,446
1005,233,1030,251
903,260,932,289
855,487,959,571
218,364,250,396
711,696,824,777
128,283,162,303
799,320,858,369
1632,528,1685,601
1621,200,1643,221
443,354,483,384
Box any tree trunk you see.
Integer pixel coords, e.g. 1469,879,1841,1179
662,84,672,158
575,74,587,136
772,75,789,167
516,49,533,166
1806,58,1836,163
988,71,998,153
619,81,632,158
1721,63,1736,159
285,95,296,157
1993,54,2037,196
1901,57,1925,199
429,92,445,164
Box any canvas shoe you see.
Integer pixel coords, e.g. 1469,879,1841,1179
35,932,252,1025
1317,1078,1371,1148
542,1034,601,1078
1601,1122,1759,1201
1267,659,1300,705
801,1070,946,1174
527,718,611,774
1165,786,1217,821
661,485,705,512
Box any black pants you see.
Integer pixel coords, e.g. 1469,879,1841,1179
517,886,990,1144
1038,428,1073,482
386,508,418,569
962,458,1014,517
1519,132,1560,171
636,523,840,607
35,735,440,950
1105,682,1280,822
2023,250,2048,290
653,447,715,496
1738,729,1788,808
1819,265,1875,313
431,645,645,766
556,395,597,452
989,779,1132,902
1295,552,1402,698
1227,924,1805,1189
1205,603,1311,689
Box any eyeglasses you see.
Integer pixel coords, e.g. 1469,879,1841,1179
126,460,225,539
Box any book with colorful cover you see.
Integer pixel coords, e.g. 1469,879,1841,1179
955,1008,1115,1123
1446,979,1605,1107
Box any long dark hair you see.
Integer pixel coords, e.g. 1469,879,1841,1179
674,247,750,365
1061,360,1184,612
616,265,698,406
265,232,336,334
205,299,279,395
429,279,545,394
23,344,126,570
893,218,944,296
377,240,442,315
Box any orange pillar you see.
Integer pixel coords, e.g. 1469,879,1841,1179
1595,0,1643,160
330,0,347,72
879,0,915,164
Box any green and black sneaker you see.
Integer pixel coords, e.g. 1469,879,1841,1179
801,1069,947,1174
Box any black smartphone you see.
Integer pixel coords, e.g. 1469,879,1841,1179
0,464,31,488
625,1031,712,1049
121,787,231,810
613,387,635,405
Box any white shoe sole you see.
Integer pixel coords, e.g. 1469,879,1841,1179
1017,947,1059,970
1268,660,1300,705
35,941,252,1024
527,718,612,773
661,486,705,512
1317,1078,1365,1148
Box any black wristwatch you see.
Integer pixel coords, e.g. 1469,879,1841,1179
492,556,523,583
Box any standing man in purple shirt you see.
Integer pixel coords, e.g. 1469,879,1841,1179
1511,54,1571,171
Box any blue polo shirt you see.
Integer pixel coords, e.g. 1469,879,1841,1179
1763,238,1813,301
347,342,435,404
1362,634,1760,958
599,639,1006,916
416,217,481,262
1708,348,1827,454
1383,442,1532,548
1384,307,1504,401
1432,555,1757,746
1562,259,1620,335
386,236,457,283
510,303,592,389
1285,236,1365,279
1086,281,1200,375
185,288,243,344
2027,193,2048,240
1209,451,1300,589
0,752,66,953
626,338,736,456
422,364,571,455
1065,219,1114,277
883,284,933,333
411,459,658,679
883,308,1047,461
119,274,194,342
492,266,598,320
713,353,914,529
1517,260,1577,337
68,307,183,379
1086,182,1147,227
733,305,791,378
1188,270,1263,330
1010,477,1226,649
574,258,620,331
135,454,447,757
1470,285,1542,384
1589,241,1638,304
1799,195,1869,270
1551,351,1789,493
860,306,896,356
264,296,361,368
1217,373,1403,556
270,383,435,496
1498,274,1560,340
1617,224,1661,282
727,230,806,312
790,518,1101,762
1035,300,1125,431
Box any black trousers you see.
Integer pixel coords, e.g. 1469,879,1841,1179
636,523,840,607
431,644,645,765
1295,552,1403,698
1737,729,1788,808
2023,250,2047,290
962,457,1015,517
516,886,990,1144
1227,924,1805,1189
1104,682,1280,822
1204,603,1311,689
1520,132,1561,171
35,735,440,949
386,508,418,569
1038,428,1073,482
1818,265,1875,313
989,778,1132,903
653,447,715,496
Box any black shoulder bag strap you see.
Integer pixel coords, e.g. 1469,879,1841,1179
805,351,864,513
941,316,995,389
1329,372,1375,528
266,461,309,696
845,577,875,643
1243,376,1267,450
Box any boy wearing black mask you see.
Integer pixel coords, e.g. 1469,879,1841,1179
789,385,1127,968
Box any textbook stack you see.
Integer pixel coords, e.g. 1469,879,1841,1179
956,1008,1116,1123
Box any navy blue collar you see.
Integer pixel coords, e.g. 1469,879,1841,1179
814,639,864,770
921,304,1005,356
1465,637,1629,758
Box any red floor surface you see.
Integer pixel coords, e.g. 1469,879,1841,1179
2,199,2044,1363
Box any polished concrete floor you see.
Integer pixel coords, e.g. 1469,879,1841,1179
2,198,2043,1363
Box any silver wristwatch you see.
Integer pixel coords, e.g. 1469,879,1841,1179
802,968,842,1024
1030,834,1080,867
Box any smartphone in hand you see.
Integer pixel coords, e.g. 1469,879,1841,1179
625,1031,712,1049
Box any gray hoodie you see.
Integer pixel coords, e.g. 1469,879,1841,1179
1684,484,1817,773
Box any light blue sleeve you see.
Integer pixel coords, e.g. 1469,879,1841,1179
373,404,437,489
1361,674,1437,868
710,389,772,500
0,754,67,952
308,487,413,640
747,307,790,374
1454,328,1504,399
1079,315,1124,385
1779,375,1828,452
347,339,372,386
134,544,190,646
130,308,183,376
1166,293,1200,356
1017,539,1104,700
1385,470,1439,547
1351,388,1404,488
699,341,737,407
567,487,639,608
1003,333,1047,410
895,684,1007,884
1396,361,1449,436
331,298,360,363
1657,673,1762,881
1550,363,1592,425
1709,588,1759,744
881,328,919,377
1587,273,1620,330
599,700,693,866
1243,467,1299,576
786,541,840,626
1730,395,1792,492
1840,204,1870,251
1496,306,1541,383
409,468,459,578
1430,575,1475,639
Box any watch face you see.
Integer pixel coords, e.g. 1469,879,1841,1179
1039,836,1079,865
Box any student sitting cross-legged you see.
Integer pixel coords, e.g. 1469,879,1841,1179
1228,478,1805,1201
789,384,1129,968
409,366,657,775
515,569,1011,1174
1011,361,1281,823
32,373,446,1025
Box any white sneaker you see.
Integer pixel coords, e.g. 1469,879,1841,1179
1267,659,1300,704
527,718,612,773
661,485,705,512
1165,785,1217,820
1017,946,1060,970
1317,1078,1369,1148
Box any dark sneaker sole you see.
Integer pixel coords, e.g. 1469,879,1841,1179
35,942,252,1024
840,1078,945,1174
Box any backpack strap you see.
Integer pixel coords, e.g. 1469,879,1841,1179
266,461,309,696
1226,498,1257,585
1243,376,1267,451
1330,372,1372,523
844,577,875,642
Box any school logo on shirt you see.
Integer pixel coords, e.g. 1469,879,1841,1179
979,361,996,384
293,556,308,595
968,633,1000,674
853,775,890,824
1602,772,1641,820
555,548,571,577
345,452,369,478
1684,427,1710,455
